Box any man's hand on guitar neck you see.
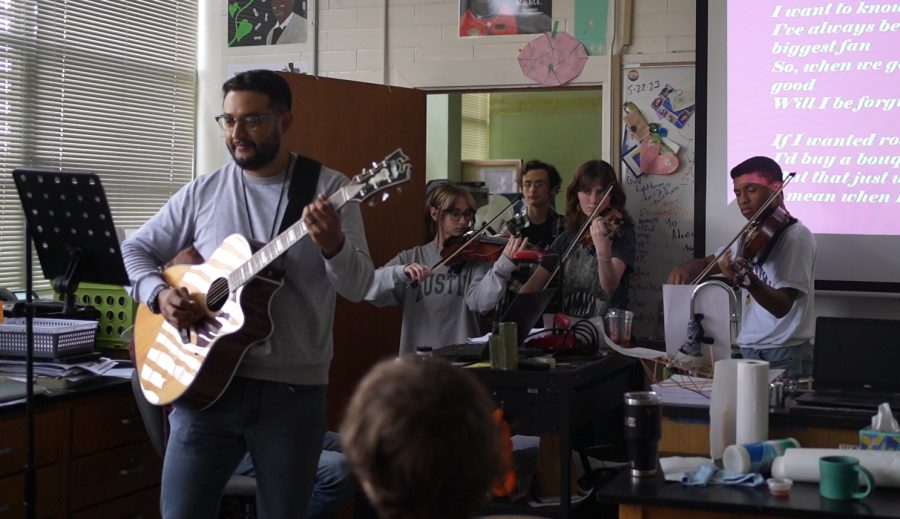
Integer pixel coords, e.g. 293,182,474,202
159,286,206,332
303,194,345,259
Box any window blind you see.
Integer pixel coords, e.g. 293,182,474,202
461,93,489,160
0,0,198,291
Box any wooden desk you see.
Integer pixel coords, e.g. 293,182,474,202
660,402,868,455
471,353,644,518
0,377,161,518
597,468,900,519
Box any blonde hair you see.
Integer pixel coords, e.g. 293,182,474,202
424,181,476,240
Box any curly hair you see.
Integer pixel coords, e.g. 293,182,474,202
520,159,562,190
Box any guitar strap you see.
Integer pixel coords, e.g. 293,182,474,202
279,153,322,233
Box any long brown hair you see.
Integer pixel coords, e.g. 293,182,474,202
424,181,476,241
563,159,631,234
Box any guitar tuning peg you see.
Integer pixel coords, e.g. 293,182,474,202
381,192,390,202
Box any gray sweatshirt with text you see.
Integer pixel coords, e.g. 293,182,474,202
365,242,515,356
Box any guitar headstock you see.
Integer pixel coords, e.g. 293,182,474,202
344,148,411,205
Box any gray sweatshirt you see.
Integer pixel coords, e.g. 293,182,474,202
365,241,516,356
122,154,374,385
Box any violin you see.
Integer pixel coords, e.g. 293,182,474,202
578,207,625,247
736,205,796,265
407,195,525,289
440,233,543,266
691,172,797,285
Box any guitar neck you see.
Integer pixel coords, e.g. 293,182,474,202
228,188,351,288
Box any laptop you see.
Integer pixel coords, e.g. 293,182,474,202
793,317,900,412
434,288,556,363
498,288,557,347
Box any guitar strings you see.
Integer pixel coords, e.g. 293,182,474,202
206,158,390,305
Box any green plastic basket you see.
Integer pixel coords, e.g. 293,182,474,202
72,283,136,349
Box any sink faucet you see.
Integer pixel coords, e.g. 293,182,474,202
690,279,740,352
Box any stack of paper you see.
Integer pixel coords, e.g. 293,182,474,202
0,357,116,380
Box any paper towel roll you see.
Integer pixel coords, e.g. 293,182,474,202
771,448,900,487
709,359,770,459
736,360,769,444
709,359,739,459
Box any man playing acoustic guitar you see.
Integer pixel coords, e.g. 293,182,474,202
122,69,374,518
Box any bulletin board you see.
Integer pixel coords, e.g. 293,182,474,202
620,64,696,339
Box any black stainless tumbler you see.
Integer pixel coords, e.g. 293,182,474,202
623,391,662,477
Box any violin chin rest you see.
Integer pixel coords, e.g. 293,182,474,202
512,250,542,262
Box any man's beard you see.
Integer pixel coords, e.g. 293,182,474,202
228,132,280,170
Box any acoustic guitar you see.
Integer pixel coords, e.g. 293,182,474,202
134,149,411,409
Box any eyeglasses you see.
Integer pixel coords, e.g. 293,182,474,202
446,209,475,222
522,180,549,190
214,112,282,132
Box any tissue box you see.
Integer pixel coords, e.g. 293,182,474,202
859,427,900,451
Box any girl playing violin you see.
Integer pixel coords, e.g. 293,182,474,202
667,156,816,378
366,181,528,356
520,160,636,319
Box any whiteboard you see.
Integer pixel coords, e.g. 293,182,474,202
620,64,696,339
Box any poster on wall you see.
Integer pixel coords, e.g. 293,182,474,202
574,0,608,55
228,0,309,47
620,65,696,340
459,0,552,37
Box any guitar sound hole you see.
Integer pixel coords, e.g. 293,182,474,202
206,278,229,312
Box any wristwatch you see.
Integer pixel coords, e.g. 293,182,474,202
147,283,169,314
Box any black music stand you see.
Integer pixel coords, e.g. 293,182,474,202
11,169,129,519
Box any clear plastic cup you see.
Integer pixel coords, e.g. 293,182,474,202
606,308,634,347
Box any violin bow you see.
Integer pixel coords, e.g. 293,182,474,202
408,194,522,289
690,172,796,285
542,185,614,290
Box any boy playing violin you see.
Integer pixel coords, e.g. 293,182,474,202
667,156,816,378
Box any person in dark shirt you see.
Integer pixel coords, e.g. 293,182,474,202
520,159,636,319
502,159,564,249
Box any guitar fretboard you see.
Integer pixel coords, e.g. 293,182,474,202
227,187,353,288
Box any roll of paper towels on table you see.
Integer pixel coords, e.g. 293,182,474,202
709,359,770,459
735,360,769,444
772,448,900,487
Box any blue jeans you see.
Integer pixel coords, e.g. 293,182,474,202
740,340,813,379
162,377,326,519
234,431,356,519
311,432,356,519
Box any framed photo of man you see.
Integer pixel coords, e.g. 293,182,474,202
227,0,309,47
459,0,552,37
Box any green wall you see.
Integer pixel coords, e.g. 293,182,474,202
426,94,461,183
488,90,603,209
